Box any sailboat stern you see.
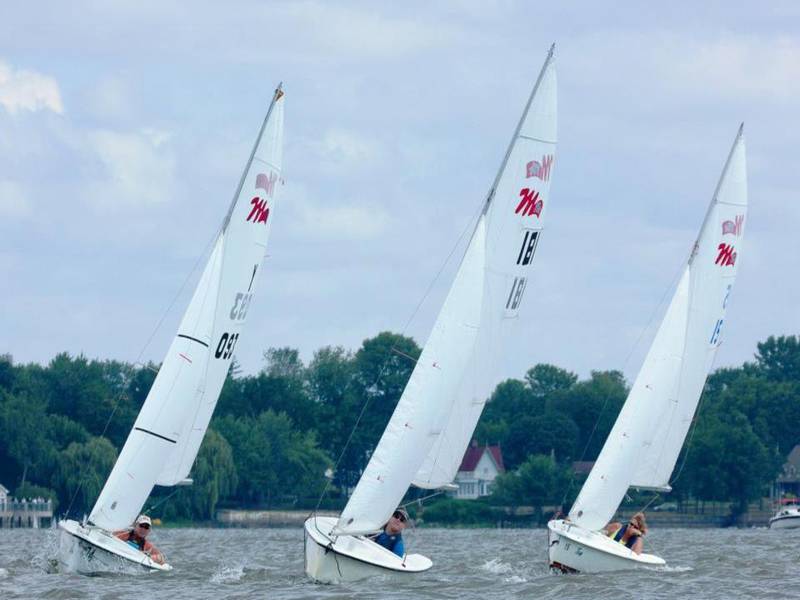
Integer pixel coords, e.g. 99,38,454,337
547,519,665,574
57,519,172,575
304,516,432,583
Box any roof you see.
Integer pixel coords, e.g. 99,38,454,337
458,444,505,473
0,484,9,494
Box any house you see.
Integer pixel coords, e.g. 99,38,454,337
776,445,800,498
0,484,8,511
452,441,505,500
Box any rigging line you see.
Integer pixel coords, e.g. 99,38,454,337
63,228,220,520
559,259,688,511
310,202,485,518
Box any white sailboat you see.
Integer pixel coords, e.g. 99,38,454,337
304,46,558,583
548,125,748,573
58,86,285,575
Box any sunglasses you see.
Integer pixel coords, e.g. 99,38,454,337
137,523,151,529
393,512,407,523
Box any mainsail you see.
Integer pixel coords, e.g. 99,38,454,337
89,87,285,532
336,47,557,535
568,126,748,531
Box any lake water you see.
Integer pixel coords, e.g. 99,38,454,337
1,526,797,599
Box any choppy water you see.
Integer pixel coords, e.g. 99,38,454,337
1,526,798,599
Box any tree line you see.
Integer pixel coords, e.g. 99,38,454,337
0,333,797,523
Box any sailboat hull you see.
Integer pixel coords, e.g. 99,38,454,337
547,519,665,573
58,519,172,575
303,516,432,583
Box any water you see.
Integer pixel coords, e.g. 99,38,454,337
1,526,798,599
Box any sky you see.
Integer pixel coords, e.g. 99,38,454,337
1,1,798,385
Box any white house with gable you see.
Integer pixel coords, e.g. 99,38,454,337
453,441,505,500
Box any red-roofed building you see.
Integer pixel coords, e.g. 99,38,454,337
453,441,505,500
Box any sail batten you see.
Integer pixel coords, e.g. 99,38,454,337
568,128,747,531
89,88,285,532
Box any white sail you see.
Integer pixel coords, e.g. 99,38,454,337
89,88,285,532
412,48,557,488
336,218,486,534
336,47,557,534
568,126,747,531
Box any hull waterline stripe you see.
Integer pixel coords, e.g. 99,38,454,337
177,334,209,347
134,427,177,444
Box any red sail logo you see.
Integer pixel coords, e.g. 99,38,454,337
246,172,276,225
715,243,737,266
515,188,543,218
526,154,553,181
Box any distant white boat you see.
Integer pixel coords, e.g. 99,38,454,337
548,125,748,573
58,86,285,575
769,504,800,529
304,45,558,584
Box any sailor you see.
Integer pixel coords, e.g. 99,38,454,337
114,514,165,564
603,512,647,555
369,508,408,557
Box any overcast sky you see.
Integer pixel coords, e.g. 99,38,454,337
1,1,798,384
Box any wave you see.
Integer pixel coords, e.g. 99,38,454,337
210,565,245,583
481,558,512,574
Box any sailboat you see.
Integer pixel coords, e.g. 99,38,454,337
304,46,558,583
548,125,748,573
58,86,285,575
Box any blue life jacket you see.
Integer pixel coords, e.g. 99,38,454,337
372,531,405,557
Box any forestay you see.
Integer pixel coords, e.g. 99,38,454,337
336,47,557,534
89,88,285,532
568,127,747,531
412,47,558,489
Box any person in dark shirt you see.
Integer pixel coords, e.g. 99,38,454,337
370,508,408,557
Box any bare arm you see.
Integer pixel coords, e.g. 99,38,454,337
143,541,164,564
603,522,622,535
631,537,644,555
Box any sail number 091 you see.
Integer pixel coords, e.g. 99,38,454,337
215,332,239,360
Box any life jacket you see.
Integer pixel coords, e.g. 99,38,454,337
609,524,639,549
124,530,146,552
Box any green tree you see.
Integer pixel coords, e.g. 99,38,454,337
54,436,117,515
491,454,572,511
162,428,237,521
755,335,800,382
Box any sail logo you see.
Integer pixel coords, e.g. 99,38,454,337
721,214,744,237
715,243,737,266
515,188,544,218
526,154,553,181
256,172,277,197
247,172,276,225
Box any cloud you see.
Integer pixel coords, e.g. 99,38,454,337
565,32,800,108
85,127,176,207
0,180,30,218
0,60,63,115
285,186,389,241
309,128,383,174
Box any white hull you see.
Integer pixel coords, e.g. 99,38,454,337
58,519,172,575
769,506,800,529
303,516,432,584
547,519,665,573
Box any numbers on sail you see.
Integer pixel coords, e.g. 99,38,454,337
215,333,240,360
229,293,254,321
516,230,540,266
709,319,723,346
505,276,527,312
